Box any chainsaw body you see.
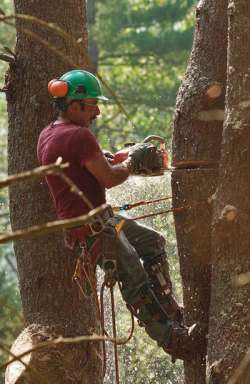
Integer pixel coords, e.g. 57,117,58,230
111,135,169,176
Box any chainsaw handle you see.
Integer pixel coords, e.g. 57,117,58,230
143,135,165,144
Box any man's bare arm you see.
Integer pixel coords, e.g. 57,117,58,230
85,155,131,188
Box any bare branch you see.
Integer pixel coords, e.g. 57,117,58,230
0,53,14,63
0,204,108,244
0,341,47,384
0,160,69,189
0,157,107,243
3,46,15,57
0,334,127,371
0,157,94,209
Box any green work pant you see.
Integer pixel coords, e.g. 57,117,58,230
99,214,173,346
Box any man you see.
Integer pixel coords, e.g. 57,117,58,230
37,69,200,361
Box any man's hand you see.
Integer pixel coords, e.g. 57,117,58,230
103,149,114,164
126,143,162,174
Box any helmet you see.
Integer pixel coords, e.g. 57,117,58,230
48,69,108,101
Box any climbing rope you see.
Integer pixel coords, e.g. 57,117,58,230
113,195,172,212
99,266,135,384
132,206,186,221
73,250,135,384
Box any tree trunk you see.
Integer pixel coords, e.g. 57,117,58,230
5,1,102,383
207,2,250,383
87,0,98,72
171,1,228,383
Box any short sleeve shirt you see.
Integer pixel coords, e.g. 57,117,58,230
37,122,106,219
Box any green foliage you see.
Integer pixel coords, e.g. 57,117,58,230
91,0,196,150
0,0,15,84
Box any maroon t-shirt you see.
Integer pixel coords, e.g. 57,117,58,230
37,122,106,219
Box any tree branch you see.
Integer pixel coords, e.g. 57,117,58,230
0,159,69,189
0,341,47,384
0,333,127,371
0,204,108,244
0,158,108,243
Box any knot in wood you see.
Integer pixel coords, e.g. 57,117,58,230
232,271,250,287
220,205,238,222
228,1,236,16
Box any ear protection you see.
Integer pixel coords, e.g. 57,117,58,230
48,79,68,97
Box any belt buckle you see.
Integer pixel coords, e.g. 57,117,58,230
89,218,104,236
88,205,113,236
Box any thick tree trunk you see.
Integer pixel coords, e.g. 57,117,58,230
87,0,98,72
5,1,102,383
171,1,228,383
207,2,250,383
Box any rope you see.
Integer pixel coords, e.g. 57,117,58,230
113,195,172,212
132,206,186,221
110,285,120,384
100,282,107,380
74,255,135,384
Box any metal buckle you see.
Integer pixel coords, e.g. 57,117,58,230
88,205,113,236
89,219,104,236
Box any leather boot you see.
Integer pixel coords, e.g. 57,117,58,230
145,256,183,323
162,322,202,361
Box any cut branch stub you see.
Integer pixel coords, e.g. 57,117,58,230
206,83,223,99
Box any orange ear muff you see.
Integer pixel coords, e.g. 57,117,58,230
48,79,68,97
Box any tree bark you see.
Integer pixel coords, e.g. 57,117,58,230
171,1,228,383
5,1,102,383
207,1,250,383
87,0,98,72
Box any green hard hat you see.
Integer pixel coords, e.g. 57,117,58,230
59,69,108,101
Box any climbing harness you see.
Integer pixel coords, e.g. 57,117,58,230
71,195,201,380
72,209,136,384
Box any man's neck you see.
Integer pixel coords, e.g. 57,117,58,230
53,116,71,125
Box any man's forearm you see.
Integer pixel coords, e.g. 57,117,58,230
106,162,130,188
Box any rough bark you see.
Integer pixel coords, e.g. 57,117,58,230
5,1,102,383
171,1,228,383
87,0,98,72
207,1,250,383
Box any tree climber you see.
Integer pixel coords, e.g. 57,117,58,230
37,69,201,361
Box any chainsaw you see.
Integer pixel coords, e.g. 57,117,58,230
111,135,169,176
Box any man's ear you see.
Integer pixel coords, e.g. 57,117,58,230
67,101,77,113
69,100,85,112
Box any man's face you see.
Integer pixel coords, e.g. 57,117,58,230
66,98,100,127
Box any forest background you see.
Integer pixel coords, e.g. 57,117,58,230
0,0,197,383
